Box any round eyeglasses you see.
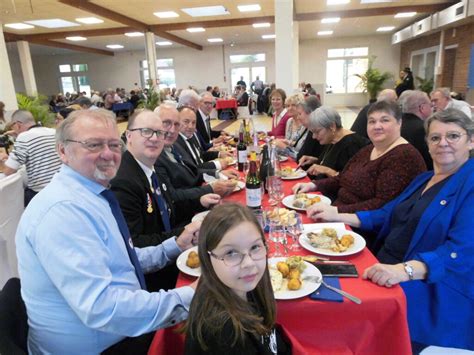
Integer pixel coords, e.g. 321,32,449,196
128,128,165,139
208,244,267,267
65,139,123,153
427,132,467,145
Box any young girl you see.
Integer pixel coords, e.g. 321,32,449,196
184,203,290,354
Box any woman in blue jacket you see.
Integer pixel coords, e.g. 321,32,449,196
307,108,474,352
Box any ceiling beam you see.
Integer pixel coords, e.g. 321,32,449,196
150,16,275,32
153,31,202,51
32,40,115,56
23,27,135,41
295,3,456,21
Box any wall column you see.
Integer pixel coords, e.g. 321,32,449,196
17,40,37,96
275,0,299,94
0,24,19,117
144,32,158,88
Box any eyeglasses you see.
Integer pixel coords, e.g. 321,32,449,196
202,101,213,106
427,132,468,145
208,243,267,267
161,119,181,130
128,128,165,139
65,139,123,153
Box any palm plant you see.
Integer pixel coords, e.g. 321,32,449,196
355,56,392,102
16,93,55,127
415,76,434,95
138,81,161,111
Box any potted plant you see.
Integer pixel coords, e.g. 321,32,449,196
138,80,161,111
16,93,55,127
415,76,434,95
355,56,392,102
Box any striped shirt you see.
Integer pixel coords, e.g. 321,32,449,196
5,126,62,191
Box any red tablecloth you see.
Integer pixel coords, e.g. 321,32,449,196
148,160,412,355
215,98,238,110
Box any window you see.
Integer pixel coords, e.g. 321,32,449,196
230,53,265,64
140,59,176,89
229,53,266,92
326,47,368,94
58,63,90,96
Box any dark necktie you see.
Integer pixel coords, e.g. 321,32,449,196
151,173,171,232
205,117,211,138
100,189,147,290
187,138,203,165
171,146,184,165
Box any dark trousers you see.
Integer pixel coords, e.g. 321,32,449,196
101,332,155,355
24,188,38,207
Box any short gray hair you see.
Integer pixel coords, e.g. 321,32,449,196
308,106,342,131
11,110,35,124
430,87,451,99
178,89,201,109
401,90,431,114
298,95,321,114
154,103,179,119
425,108,474,138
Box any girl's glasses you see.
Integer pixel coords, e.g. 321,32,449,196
208,244,267,267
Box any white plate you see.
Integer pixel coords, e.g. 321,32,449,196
176,246,201,277
299,228,366,256
282,194,332,211
192,210,210,222
226,158,237,166
268,257,321,300
278,156,288,162
280,169,307,180
233,181,245,192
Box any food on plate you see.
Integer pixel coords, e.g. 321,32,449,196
302,255,319,263
276,261,290,277
280,167,297,177
285,256,307,273
307,228,355,252
287,278,302,291
288,268,301,280
270,268,283,292
224,156,235,164
266,208,297,226
269,257,305,292
293,193,322,209
186,251,200,268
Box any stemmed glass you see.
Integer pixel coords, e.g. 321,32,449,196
268,219,287,257
286,213,303,251
266,175,284,206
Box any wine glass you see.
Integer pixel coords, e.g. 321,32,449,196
268,220,287,257
286,213,303,251
267,176,284,206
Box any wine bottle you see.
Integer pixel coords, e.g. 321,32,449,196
237,130,247,172
259,145,272,193
246,152,262,209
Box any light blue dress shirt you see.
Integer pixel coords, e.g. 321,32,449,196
16,164,194,354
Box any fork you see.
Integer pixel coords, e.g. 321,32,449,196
305,276,362,304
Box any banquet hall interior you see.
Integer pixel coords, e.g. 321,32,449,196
1,0,474,354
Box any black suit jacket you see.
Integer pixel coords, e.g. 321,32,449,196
296,133,323,164
196,110,220,144
401,113,432,170
175,134,217,171
350,103,371,139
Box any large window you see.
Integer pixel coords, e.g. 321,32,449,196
58,63,90,96
230,53,266,92
140,59,176,89
326,47,368,94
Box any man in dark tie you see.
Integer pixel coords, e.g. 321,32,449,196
110,109,220,291
15,109,200,354
195,92,228,148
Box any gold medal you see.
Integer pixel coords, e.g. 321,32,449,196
146,194,153,213
147,205,153,213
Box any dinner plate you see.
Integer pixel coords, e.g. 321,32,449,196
278,156,288,162
176,246,201,277
299,228,366,256
233,181,245,192
226,158,237,166
282,194,332,211
192,210,210,223
280,169,307,180
268,257,321,300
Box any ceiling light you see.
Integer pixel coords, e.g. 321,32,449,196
4,23,34,30
66,36,87,41
106,44,124,49
156,41,172,46
394,12,417,18
238,4,261,12
187,27,205,33
253,22,270,28
361,0,392,3
125,32,144,37
208,38,223,43
75,17,103,24
327,0,350,5
376,26,395,32
318,30,334,36
181,6,229,17
25,19,80,28
262,34,276,39
153,11,179,18
321,17,340,24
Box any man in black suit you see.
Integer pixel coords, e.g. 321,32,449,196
400,90,433,170
110,110,220,291
195,92,227,148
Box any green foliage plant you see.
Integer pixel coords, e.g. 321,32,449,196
16,93,55,127
138,80,161,111
415,76,434,95
355,56,392,101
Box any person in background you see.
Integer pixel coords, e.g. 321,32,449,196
295,101,426,216
236,86,249,107
0,101,6,132
211,86,220,98
16,109,200,354
307,108,474,352
268,89,291,137
304,83,316,96
301,106,369,179
1,110,62,206
274,93,306,156
296,95,323,162
184,203,290,354
194,92,227,148
395,67,414,97
430,87,472,119
250,76,263,95
237,76,247,89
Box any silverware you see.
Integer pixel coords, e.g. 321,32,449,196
305,276,362,304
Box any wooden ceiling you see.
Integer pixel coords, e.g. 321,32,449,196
1,0,457,56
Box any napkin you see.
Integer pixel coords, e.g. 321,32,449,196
309,277,343,302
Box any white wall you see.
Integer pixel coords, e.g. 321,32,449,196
6,42,26,94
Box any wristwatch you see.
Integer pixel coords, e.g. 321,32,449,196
403,262,414,280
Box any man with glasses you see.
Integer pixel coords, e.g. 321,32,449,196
110,109,220,291
16,109,200,354
400,90,433,169
195,92,228,148
1,109,61,205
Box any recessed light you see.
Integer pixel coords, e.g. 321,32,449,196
262,34,276,39
317,30,334,36
156,41,172,46
153,11,179,18
182,6,229,17
75,17,103,24
253,23,270,28
125,32,144,37
187,27,205,33
25,19,80,28
238,4,261,12
394,12,417,18
327,0,350,5
66,36,87,41
321,17,340,24
208,38,223,43
106,44,124,49
4,23,35,30
376,26,395,32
